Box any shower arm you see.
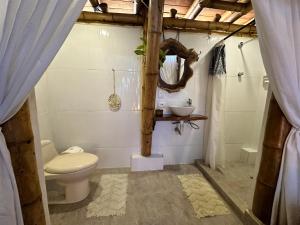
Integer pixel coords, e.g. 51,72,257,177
222,19,256,42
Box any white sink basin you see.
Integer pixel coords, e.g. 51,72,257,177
169,105,195,116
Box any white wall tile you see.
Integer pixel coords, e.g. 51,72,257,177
46,68,140,112
46,68,113,112
35,75,50,114
35,23,267,168
92,147,139,168
225,144,243,162
152,145,203,165
223,38,267,162
51,111,140,151
224,112,256,144
35,75,53,140
225,76,260,112
225,37,265,77
152,121,204,147
37,113,53,140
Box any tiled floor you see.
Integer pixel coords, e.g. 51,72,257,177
48,165,242,225
219,162,256,206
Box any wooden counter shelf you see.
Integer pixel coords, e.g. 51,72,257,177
155,114,208,122
153,114,208,130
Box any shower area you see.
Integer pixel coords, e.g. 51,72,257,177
197,35,269,218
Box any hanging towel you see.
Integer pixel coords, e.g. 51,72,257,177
209,43,226,75
62,146,84,154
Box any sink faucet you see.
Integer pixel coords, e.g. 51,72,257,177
187,98,192,106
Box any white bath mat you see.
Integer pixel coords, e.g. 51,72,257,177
178,174,230,218
86,174,128,218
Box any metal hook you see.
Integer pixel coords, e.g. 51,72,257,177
238,42,244,49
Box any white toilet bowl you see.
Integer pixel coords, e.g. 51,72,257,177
41,140,98,204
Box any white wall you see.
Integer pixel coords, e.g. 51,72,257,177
35,23,266,168
154,32,267,164
223,38,267,162
153,31,214,165
36,23,141,168
35,76,53,142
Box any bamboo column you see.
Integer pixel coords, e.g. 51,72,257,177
252,95,292,224
141,0,164,156
2,101,46,225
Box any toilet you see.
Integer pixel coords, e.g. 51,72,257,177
41,140,98,204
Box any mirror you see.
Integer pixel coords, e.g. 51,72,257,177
158,38,199,93
160,55,185,85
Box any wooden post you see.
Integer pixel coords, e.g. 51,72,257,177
2,101,46,225
252,95,292,224
141,0,164,156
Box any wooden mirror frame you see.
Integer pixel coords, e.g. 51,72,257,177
158,38,199,93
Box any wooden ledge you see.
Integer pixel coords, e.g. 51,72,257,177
155,114,208,122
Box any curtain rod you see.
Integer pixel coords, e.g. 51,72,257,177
223,19,256,41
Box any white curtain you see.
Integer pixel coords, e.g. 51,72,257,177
0,1,85,224
204,42,227,170
204,75,226,170
252,1,300,224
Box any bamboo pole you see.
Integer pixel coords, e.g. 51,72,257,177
78,12,144,25
184,0,206,19
184,0,251,19
230,2,252,23
141,0,164,156
163,17,256,35
252,95,292,224
77,12,257,36
209,0,251,12
1,101,46,225
141,1,148,154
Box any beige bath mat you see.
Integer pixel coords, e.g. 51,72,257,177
86,174,128,218
178,174,230,218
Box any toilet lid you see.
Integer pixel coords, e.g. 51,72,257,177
45,153,98,174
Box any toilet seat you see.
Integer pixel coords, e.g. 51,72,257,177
45,153,98,174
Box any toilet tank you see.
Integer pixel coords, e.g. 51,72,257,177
41,140,59,164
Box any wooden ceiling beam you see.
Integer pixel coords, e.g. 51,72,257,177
163,17,256,35
78,11,257,35
184,0,203,19
230,2,252,23
184,0,252,21
78,12,144,25
208,0,251,12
